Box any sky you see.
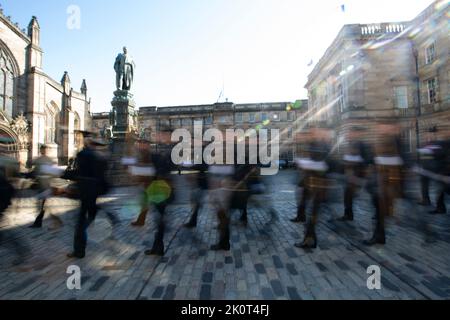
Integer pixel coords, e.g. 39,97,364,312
0,0,436,112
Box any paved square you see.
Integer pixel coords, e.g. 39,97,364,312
1,171,450,300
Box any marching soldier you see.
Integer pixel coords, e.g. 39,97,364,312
291,130,312,223
338,126,373,222
294,127,333,250
364,122,405,246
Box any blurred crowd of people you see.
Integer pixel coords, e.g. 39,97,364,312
1,122,450,264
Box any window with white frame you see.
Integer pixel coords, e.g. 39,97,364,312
425,42,436,65
249,113,255,123
427,78,437,104
235,113,243,123
394,86,408,109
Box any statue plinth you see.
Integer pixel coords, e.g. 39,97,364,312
110,90,137,139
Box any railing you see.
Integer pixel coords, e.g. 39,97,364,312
360,23,407,36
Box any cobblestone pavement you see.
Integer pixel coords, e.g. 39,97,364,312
1,170,450,300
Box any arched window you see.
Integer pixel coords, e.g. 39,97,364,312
45,106,57,144
74,112,82,150
0,50,16,118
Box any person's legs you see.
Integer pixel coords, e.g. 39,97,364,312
364,192,386,245
146,203,166,256
132,189,149,226
71,202,88,258
430,183,447,214
292,187,308,223
340,182,355,221
30,198,46,228
419,176,431,205
211,208,231,251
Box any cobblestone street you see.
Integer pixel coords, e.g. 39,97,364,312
1,170,450,300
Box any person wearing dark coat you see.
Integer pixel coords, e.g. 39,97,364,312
67,135,106,259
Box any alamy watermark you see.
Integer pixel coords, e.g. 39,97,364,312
66,265,81,290
171,123,280,175
366,265,381,290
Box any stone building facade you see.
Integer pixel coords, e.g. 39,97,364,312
93,100,308,161
305,0,449,154
0,11,92,167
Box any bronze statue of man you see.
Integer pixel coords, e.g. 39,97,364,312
114,47,135,91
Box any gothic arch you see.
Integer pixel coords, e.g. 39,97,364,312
0,39,20,76
0,39,20,120
0,120,19,153
45,101,59,144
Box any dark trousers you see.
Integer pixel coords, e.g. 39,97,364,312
420,176,431,203
151,202,167,252
73,184,98,255
216,209,230,247
436,183,447,212
297,187,308,219
303,189,326,242
187,189,207,226
344,183,356,218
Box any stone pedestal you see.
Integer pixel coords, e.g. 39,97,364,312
111,90,137,138
109,90,138,186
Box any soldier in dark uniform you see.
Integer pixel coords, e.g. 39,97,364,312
294,127,333,250
338,126,373,222
144,126,176,256
291,130,312,223
364,122,405,246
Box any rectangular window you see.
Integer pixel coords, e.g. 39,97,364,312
394,86,408,109
261,113,268,122
427,78,437,104
272,112,280,121
170,118,181,127
287,127,293,139
425,43,436,64
204,116,213,125
287,112,294,121
235,113,243,123
182,118,192,126
249,113,255,123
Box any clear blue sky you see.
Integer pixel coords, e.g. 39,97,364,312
1,0,436,112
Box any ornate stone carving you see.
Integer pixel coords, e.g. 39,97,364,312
10,113,29,150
